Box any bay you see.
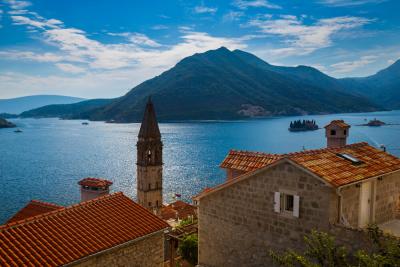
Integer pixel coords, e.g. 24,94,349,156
1,110,399,224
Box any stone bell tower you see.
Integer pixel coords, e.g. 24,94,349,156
324,120,350,148
137,97,163,214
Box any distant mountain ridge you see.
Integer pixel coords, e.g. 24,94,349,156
0,95,85,114
21,47,397,122
339,59,400,109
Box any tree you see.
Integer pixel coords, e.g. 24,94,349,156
269,226,400,267
178,234,198,265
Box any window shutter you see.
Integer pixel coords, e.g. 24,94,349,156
293,195,300,218
274,192,280,213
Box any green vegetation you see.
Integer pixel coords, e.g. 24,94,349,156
177,217,196,229
20,48,382,122
270,226,400,267
0,118,16,128
178,234,198,265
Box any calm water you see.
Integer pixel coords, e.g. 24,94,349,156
1,111,400,223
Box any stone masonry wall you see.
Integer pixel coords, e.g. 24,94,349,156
70,231,164,267
375,172,400,224
341,184,360,227
198,161,338,267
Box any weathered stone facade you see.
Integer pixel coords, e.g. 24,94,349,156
198,160,400,267
69,231,165,267
375,172,400,223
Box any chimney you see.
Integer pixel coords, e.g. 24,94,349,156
78,177,113,202
324,120,350,148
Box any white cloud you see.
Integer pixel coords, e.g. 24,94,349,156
233,0,281,9
55,63,85,73
248,15,373,57
11,15,63,29
223,11,244,22
151,24,168,30
330,55,377,74
5,0,31,10
128,33,162,47
318,0,386,7
0,51,64,62
194,5,218,14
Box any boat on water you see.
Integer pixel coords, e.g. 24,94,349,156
14,129,23,133
82,122,89,125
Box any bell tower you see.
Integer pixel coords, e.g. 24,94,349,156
137,97,163,214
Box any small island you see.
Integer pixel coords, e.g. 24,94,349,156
289,119,319,132
0,117,16,128
363,118,386,127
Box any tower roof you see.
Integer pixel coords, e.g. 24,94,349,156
78,177,113,188
324,120,350,129
138,97,161,139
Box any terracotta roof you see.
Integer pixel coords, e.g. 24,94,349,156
220,150,281,172
78,177,113,188
324,120,350,128
161,201,197,221
219,142,400,188
0,192,169,267
6,200,63,224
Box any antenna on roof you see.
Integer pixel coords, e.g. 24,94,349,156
302,146,306,151
380,144,386,152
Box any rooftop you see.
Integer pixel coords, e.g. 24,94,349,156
161,200,197,222
0,192,169,267
324,119,350,128
6,200,63,224
220,142,400,188
78,177,113,188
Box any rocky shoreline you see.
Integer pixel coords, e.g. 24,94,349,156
0,118,16,128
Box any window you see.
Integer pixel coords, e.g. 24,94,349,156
148,202,152,207
274,192,300,218
330,129,336,135
156,200,159,207
284,194,294,212
148,183,151,190
343,130,347,135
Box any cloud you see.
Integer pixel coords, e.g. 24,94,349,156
11,15,63,29
248,15,373,57
223,11,244,22
0,50,64,62
151,24,168,30
5,0,31,10
194,5,218,14
233,0,281,9
55,63,85,73
330,55,377,74
318,0,386,7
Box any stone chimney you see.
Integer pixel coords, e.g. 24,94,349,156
78,177,113,202
324,120,350,148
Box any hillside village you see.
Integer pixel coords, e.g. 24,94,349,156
1,99,400,266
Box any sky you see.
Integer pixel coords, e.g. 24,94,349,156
0,0,399,99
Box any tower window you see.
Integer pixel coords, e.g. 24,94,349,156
148,183,151,190
156,200,159,207
344,130,347,135
330,129,336,136
147,150,152,162
148,202,152,207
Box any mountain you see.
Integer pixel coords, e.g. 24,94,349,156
82,47,378,122
340,59,400,109
21,47,381,122
20,99,114,119
0,95,85,114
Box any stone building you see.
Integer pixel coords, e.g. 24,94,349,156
1,192,169,266
137,97,163,215
195,120,400,266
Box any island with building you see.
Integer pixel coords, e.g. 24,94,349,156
289,119,318,131
363,118,386,127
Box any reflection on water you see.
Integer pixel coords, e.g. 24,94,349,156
0,110,399,223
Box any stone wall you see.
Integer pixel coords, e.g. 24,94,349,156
198,161,338,267
341,184,360,227
375,172,400,224
69,231,164,267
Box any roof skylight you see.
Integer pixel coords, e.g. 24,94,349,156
337,153,363,165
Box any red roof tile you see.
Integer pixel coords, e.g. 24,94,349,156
324,120,350,128
219,142,400,188
0,192,169,267
6,200,63,224
161,201,197,221
78,177,113,188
